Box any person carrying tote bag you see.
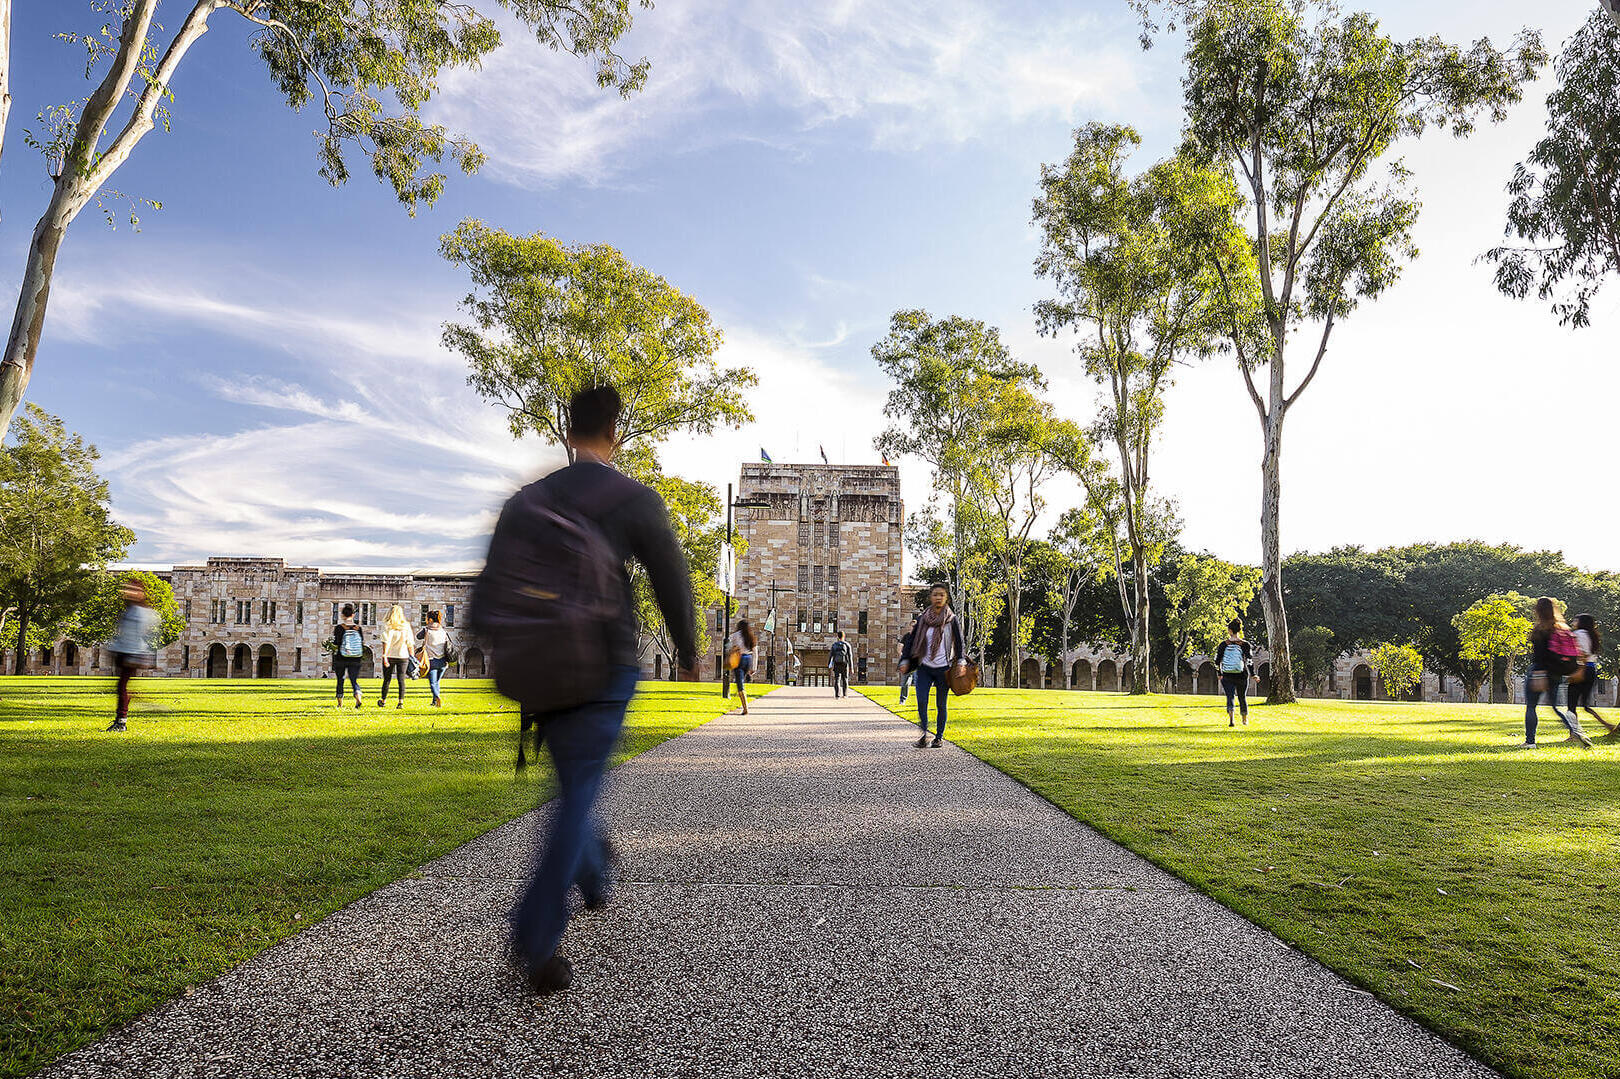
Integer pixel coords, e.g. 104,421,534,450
898,583,966,748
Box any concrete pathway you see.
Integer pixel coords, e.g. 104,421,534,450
41,686,1494,1079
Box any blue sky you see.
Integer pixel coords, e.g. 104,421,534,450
4,0,1614,574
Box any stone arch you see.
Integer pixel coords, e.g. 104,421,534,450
1097,659,1119,692
207,643,227,678
654,654,663,680
1043,661,1058,689
1257,662,1272,693
1121,660,1135,692
63,641,78,668
256,644,277,679
1072,658,1092,690
1020,657,1041,688
1353,664,1374,701
463,647,486,677
1196,662,1217,695
231,644,252,678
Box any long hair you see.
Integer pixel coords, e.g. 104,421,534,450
1574,612,1601,652
1533,596,1567,631
737,619,756,650
386,605,407,631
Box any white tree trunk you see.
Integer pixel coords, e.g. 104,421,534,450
1257,383,1295,704
0,0,12,190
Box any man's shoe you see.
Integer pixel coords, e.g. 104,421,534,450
914,735,928,748
396,702,404,710
378,697,386,707
105,719,127,732
525,954,573,994
930,736,943,748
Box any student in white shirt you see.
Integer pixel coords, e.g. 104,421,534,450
416,610,453,708
378,605,414,709
727,619,756,715
1569,613,1614,734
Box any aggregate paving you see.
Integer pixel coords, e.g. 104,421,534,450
37,685,1496,1078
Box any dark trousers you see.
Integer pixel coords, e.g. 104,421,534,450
915,664,949,737
380,658,406,702
1221,673,1248,716
832,664,848,697
1525,670,1573,744
1568,664,1598,713
334,660,361,699
114,656,138,719
512,664,639,970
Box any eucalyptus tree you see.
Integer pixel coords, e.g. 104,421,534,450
1132,0,1544,701
1034,122,1244,695
441,221,753,462
1044,507,1106,688
1486,9,1620,327
0,0,656,432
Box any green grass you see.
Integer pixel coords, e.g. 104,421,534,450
0,676,745,1079
859,685,1620,1079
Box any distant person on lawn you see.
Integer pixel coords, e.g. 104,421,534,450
1215,618,1253,727
489,384,698,996
728,618,756,715
1568,614,1614,734
899,583,965,748
897,612,918,704
333,604,365,709
377,605,414,709
105,579,156,732
415,610,452,708
829,630,852,698
1523,597,1593,748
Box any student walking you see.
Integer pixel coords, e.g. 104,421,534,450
900,583,965,748
1568,614,1614,734
333,605,365,709
377,605,414,709
897,614,918,703
1215,619,1254,727
728,619,756,715
1523,596,1593,748
479,384,697,996
829,631,852,698
416,610,453,708
105,579,156,732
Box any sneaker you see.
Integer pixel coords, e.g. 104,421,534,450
930,736,943,748
1516,741,1538,749
525,954,573,995
105,719,127,732
377,698,386,708
396,702,404,710
1564,732,1595,750
914,735,928,748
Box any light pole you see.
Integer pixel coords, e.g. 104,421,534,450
721,485,769,696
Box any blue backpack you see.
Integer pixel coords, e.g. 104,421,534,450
339,627,363,659
1218,641,1246,675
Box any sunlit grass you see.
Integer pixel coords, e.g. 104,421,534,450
0,676,742,1079
859,686,1620,1079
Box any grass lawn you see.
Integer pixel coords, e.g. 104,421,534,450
1,675,746,1079
860,686,1620,1079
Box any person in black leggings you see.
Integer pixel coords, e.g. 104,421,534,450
1215,618,1253,727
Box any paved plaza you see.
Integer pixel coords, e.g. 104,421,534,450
40,686,1493,1078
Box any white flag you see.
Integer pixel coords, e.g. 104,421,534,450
715,542,736,596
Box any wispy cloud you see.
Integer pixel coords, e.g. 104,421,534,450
428,0,1147,185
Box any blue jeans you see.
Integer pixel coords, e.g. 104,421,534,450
1524,670,1574,744
732,653,753,693
427,658,447,699
511,664,638,969
334,660,361,700
915,664,949,737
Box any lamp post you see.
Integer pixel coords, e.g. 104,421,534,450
721,485,770,696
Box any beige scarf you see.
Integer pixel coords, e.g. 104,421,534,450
912,604,956,663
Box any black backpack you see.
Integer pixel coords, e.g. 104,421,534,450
471,479,624,718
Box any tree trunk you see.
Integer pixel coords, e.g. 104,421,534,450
12,603,27,675
1060,609,1071,689
1257,394,1295,704
1129,546,1150,694
1005,561,1020,688
0,181,86,430
0,0,11,191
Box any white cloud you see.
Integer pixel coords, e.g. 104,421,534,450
428,0,1147,185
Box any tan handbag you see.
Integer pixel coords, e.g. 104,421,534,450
948,661,979,697
727,646,742,671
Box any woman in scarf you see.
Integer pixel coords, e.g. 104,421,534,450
899,583,965,747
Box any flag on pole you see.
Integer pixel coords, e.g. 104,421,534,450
819,445,829,465
881,453,891,466
715,542,736,596
760,447,772,463
763,608,776,633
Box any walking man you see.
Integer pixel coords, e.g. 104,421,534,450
491,385,698,995
829,630,852,698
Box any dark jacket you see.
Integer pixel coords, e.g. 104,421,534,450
901,614,965,668
1530,625,1556,672
497,458,697,671
829,640,852,669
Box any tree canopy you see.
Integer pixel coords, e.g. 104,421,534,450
71,569,184,651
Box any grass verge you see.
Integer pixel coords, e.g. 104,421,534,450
860,685,1620,1079
1,676,743,1079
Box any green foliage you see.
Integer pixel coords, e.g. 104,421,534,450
0,678,729,1079
1486,10,1620,327
1289,625,1336,693
1368,641,1423,700
442,221,752,458
1454,592,1533,703
1164,553,1262,676
68,569,184,649
0,405,134,674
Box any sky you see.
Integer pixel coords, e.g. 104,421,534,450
3,0,1614,576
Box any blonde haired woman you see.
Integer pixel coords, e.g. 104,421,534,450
378,605,415,709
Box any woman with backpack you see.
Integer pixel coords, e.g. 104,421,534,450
1566,613,1613,735
333,604,365,709
727,619,756,715
1523,596,1593,748
1215,618,1254,727
416,610,453,708
377,605,415,709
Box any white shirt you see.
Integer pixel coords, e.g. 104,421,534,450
420,627,449,659
381,623,414,660
917,618,952,668
1576,628,1596,664
728,630,753,656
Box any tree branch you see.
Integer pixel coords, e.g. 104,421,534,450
1283,307,1335,411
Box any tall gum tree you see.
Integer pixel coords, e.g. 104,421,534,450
1034,122,1244,694
1133,0,1544,702
0,0,657,432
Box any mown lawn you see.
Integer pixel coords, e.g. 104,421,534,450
0,676,743,1079
861,686,1620,1079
